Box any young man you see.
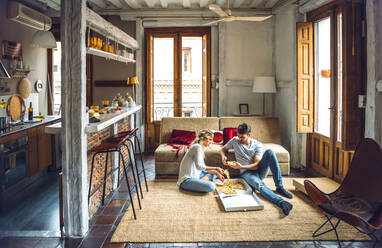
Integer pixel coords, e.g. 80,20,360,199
221,123,293,216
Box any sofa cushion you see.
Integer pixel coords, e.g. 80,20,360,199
263,143,290,163
156,143,289,164
219,117,281,144
160,117,220,144
155,144,188,162
223,127,237,145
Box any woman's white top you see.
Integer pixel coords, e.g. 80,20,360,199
177,143,207,186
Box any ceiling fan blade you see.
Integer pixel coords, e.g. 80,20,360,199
202,19,224,26
208,4,228,17
234,15,273,22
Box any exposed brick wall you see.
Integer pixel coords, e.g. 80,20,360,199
87,117,131,218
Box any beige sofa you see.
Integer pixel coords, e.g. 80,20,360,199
154,117,290,177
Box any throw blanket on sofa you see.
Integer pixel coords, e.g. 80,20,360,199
167,129,195,158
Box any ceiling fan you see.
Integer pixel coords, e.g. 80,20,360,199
203,0,272,26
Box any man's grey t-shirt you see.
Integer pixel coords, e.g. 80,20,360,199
224,137,263,174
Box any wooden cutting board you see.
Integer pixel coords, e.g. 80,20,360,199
7,94,25,121
18,77,32,99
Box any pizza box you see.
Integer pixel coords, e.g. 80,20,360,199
215,178,264,212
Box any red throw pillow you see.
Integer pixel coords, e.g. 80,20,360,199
223,128,237,145
209,129,223,145
168,129,196,145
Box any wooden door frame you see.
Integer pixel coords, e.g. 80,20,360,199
144,27,211,151
308,10,336,178
306,0,365,181
144,27,211,117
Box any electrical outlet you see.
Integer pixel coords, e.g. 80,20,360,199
358,95,366,108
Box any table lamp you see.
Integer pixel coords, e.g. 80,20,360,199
129,76,139,102
252,76,276,116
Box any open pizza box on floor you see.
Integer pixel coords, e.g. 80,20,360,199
215,178,264,212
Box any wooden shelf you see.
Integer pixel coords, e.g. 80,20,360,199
86,8,139,51
11,69,30,79
87,48,136,63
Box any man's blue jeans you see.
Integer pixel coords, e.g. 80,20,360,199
180,171,216,193
241,149,284,205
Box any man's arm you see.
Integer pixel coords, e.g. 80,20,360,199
228,155,261,170
221,146,229,165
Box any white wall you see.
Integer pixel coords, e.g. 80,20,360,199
274,5,306,168
222,20,274,116
0,0,49,115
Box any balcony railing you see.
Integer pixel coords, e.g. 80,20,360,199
154,102,203,120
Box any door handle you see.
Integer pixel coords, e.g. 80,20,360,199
328,106,336,112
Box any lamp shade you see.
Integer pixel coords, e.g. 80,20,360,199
252,76,276,93
31,30,57,48
129,76,139,85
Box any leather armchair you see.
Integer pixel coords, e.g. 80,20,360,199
304,138,382,247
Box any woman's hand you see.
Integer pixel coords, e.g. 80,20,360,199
216,172,225,182
228,161,242,169
215,167,225,174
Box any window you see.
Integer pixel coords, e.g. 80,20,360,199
52,42,61,115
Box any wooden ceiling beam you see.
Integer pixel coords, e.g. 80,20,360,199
34,0,60,11
159,0,168,8
271,0,298,12
115,8,272,20
123,0,141,8
264,0,280,8
299,0,334,13
106,0,124,8
145,0,156,8
249,0,264,8
88,0,109,9
183,0,191,8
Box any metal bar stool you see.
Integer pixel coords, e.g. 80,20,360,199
105,128,148,198
88,137,141,219
126,128,148,193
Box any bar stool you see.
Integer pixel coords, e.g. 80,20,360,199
88,136,141,219
105,128,149,198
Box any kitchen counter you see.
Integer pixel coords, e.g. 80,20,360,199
0,116,61,139
45,105,141,134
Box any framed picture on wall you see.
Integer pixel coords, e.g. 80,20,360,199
239,104,249,114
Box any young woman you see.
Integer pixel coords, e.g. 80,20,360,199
177,129,225,193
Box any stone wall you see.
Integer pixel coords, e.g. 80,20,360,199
87,117,131,218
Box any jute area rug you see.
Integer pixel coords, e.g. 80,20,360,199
111,178,370,243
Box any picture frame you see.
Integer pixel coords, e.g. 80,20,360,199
239,104,249,115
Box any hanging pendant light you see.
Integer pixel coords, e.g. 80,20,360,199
31,21,57,49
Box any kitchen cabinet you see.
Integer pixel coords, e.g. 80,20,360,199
27,124,52,177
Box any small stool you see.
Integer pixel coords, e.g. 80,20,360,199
105,128,149,199
88,137,141,219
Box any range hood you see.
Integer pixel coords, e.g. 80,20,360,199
0,60,11,79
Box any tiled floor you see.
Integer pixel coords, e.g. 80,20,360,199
0,153,379,248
